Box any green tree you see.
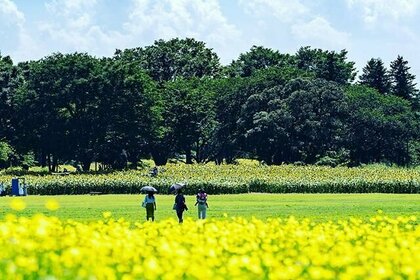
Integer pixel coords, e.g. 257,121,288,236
236,83,293,164
359,58,390,94
389,55,419,102
14,57,66,171
163,78,216,164
227,46,295,77
15,53,103,171
114,38,221,84
214,67,311,163
345,85,417,165
115,38,221,165
238,78,348,164
285,79,348,163
0,141,14,168
295,47,356,84
98,58,162,169
0,54,20,142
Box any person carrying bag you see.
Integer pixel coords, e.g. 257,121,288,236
174,189,188,223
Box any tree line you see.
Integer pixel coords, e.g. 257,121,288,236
0,38,419,171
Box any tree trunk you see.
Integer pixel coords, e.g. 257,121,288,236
47,154,52,172
185,148,193,164
52,156,58,172
151,150,168,166
82,160,91,171
128,153,138,169
40,150,47,167
195,140,201,163
151,142,169,166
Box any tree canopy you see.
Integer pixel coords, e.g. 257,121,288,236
0,39,418,169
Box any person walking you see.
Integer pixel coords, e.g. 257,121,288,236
174,189,188,223
143,191,157,221
194,189,208,219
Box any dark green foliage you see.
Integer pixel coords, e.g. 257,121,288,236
0,142,14,168
163,78,217,164
295,47,356,84
0,39,419,169
227,45,295,77
359,58,390,94
98,58,161,169
238,78,348,164
286,79,348,163
14,53,104,171
114,38,222,165
315,149,350,167
389,55,419,102
345,85,417,165
0,54,21,141
213,67,311,163
114,38,221,84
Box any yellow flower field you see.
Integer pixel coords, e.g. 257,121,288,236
0,210,418,279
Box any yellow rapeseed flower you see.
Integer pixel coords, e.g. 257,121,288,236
10,198,26,211
102,211,112,219
45,199,60,211
0,213,418,279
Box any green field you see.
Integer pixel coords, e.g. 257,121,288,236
1,193,419,222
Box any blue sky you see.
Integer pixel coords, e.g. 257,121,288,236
1,0,420,81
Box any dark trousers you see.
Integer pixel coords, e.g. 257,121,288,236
176,209,184,223
146,203,155,221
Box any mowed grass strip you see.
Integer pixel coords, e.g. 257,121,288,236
1,194,419,222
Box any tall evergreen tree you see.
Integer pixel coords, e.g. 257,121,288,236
389,55,419,101
359,58,390,94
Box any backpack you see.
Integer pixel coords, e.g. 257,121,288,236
197,192,207,204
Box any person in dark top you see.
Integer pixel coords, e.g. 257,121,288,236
174,189,188,223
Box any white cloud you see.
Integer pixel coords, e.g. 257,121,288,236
291,17,350,49
0,0,41,62
39,0,127,57
124,0,242,63
45,0,97,16
125,0,240,40
0,0,25,27
44,0,97,30
3,0,243,63
238,0,308,22
346,0,419,24
236,0,350,52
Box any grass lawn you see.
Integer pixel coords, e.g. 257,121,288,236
0,193,419,223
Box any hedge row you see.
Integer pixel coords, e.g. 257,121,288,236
1,179,418,195
0,163,418,195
